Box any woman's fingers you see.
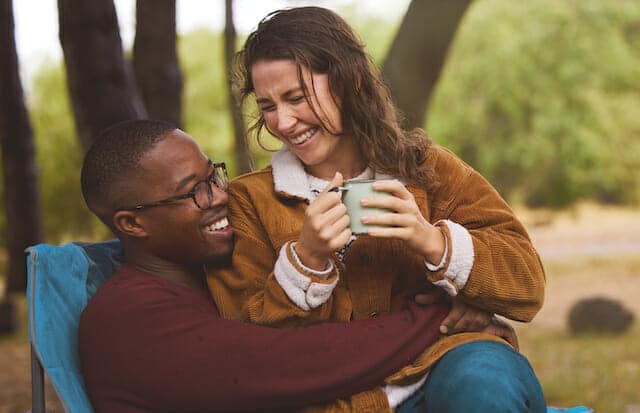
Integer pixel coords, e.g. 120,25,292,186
371,179,412,200
322,172,344,194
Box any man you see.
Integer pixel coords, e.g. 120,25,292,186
78,120,525,412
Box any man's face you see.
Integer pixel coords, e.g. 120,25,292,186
133,130,233,266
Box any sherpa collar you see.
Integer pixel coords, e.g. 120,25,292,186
271,146,399,202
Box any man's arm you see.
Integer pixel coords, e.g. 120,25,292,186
79,274,448,411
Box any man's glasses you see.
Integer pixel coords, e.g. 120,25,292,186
118,161,228,211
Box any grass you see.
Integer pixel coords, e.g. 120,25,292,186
515,203,640,411
544,253,640,280
518,326,640,412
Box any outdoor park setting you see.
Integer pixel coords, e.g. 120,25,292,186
1,0,639,412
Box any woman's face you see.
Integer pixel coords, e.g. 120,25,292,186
251,59,363,179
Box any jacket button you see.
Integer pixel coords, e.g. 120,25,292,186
360,253,370,264
368,311,379,318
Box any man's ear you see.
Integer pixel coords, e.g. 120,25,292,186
113,210,149,238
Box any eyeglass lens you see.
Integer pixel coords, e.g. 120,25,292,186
193,165,228,209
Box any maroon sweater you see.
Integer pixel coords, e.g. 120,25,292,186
79,265,447,412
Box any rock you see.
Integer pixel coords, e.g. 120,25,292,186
568,296,634,335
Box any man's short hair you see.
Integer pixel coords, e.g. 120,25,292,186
81,119,176,224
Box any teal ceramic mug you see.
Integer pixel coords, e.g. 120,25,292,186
338,179,390,235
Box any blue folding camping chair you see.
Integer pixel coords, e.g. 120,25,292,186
26,240,124,413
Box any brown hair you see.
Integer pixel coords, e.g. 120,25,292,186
235,6,434,187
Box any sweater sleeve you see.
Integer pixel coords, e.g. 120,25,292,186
79,275,448,412
426,147,546,322
207,179,345,325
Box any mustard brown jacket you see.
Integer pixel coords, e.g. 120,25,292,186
206,145,545,412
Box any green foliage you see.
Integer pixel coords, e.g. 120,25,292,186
428,0,640,207
29,61,108,243
179,30,235,171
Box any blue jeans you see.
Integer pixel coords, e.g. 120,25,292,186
395,340,546,413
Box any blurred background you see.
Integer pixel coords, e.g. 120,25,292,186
0,0,638,411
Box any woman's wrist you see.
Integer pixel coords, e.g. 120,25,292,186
422,225,446,266
293,242,329,271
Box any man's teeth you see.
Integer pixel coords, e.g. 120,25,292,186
206,217,229,232
290,128,316,145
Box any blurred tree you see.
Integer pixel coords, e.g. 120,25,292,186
224,0,252,174
0,0,43,332
58,0,146,152
382,0,472,128
134,0,183,127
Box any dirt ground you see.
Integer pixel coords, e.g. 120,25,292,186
0,341,63,412
0,203,639,412
519,204,640,331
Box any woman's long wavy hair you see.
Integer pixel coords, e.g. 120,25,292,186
234,6,435,187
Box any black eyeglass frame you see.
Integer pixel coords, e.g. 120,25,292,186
117,161,228,211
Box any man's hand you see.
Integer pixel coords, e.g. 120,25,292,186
415,291,519,350
438,299,492,335
415,290,491,334
483,316,519,351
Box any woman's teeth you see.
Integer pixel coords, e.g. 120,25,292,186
290,128,317,145
206,217,229,232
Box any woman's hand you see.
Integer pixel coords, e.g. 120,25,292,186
361,180,445,265
294,173,352,270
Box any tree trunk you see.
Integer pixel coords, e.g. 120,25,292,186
58,0,146,152
133,0,183,127
224,0,252,174
382,0,472,129
0,0,44,296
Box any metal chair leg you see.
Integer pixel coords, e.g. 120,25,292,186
30,343,45,413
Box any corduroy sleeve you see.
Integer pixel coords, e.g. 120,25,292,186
426,146,546,322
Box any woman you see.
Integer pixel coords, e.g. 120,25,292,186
207,7,546,412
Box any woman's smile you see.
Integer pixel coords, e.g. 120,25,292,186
288,127,319,146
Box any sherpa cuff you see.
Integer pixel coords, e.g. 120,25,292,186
273,241,339,311
429,220,474,296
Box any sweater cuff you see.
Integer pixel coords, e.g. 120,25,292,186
273,242,339,311
430,220,474,296
424,228,448,271
289,242,333,279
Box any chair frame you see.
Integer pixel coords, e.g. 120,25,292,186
30,343,46,413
